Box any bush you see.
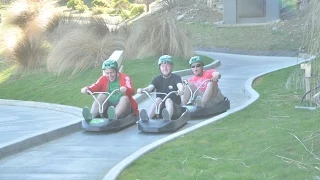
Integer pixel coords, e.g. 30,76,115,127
46,17,126,76
130,4,144,17
67,0,86,10
76,4,88,12
124,13,193,59
92,0,109,8
67,0,79,10
113,0,131,11
121,10,130,20
104,7,116,14
92,6,106,14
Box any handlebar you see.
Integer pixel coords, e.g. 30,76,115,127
184,79,212,105
87,89,120,114
141,90,178,117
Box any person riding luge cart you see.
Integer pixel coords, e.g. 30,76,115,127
136,55,190,133
80,59,139,131
137,90,190,132
183,79,230,118
182,56,230,118
81,89,139,131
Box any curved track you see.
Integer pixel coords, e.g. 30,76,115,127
0,51,306,180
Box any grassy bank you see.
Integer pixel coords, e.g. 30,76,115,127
183,21,303,52
118,65,320,180
0,55,213,107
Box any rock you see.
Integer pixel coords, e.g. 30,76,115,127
177,14,185,21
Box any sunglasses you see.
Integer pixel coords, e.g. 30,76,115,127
191,64,202,68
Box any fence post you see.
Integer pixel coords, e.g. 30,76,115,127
301,63,311,100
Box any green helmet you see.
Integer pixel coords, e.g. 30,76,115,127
102,59,118,70
158,55,173,65
189,56,204,66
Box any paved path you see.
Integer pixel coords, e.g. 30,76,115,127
0,105,80,148
0,52,306,180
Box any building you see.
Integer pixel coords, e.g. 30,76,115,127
223,0,280,24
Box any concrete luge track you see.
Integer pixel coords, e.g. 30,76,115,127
0,51,306,180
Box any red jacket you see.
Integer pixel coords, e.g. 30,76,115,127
87,73,138,116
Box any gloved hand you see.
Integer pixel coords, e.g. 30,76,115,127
182,79,189,85
211,72,220,82
137,88,144,94
176,89,184,96
210,77,218,82
81,87,88,94
120,86,127,94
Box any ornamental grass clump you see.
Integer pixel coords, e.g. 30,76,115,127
124,13,193,59
1,0,56,69
286,0,320,102
47,17,125,76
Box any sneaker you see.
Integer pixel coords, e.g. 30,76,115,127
161,108,171,120
195,96,203,107
107,106,116,120
82,106,92,120
186,100,193,105
140,109,149,121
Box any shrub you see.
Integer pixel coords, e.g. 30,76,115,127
46,14,84,43
104,7,116,14
13,34,48,69
124,13,193,59
76,4,88,12
4,0,56,29
1,26,48,70
130,4,144,17
92,6,106,14
67,0,84,10
113,0,131,11
47,18,125,76
1,0,56,69
92,0,109,7
120,10,130,20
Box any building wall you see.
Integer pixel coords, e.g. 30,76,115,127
237,0,265,18
223,0,280,24
223,0,237,24
266,0,280,22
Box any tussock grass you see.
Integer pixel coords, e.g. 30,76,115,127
1,0,193,76
286,0,320,102
13,33,48,69
286,0,320,100
47,17,125,75
0,0,57,69
46,14,84,43
0,0,11,3
0,55,213,106
124,13,193,59
0,23,48,69
4,0,56,29
3,21,48,69
285,68,305,93
303,0,320,57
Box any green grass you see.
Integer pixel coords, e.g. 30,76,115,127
1,1,318,179
182,22,303,51
0,55,213,107
118,65,320,180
